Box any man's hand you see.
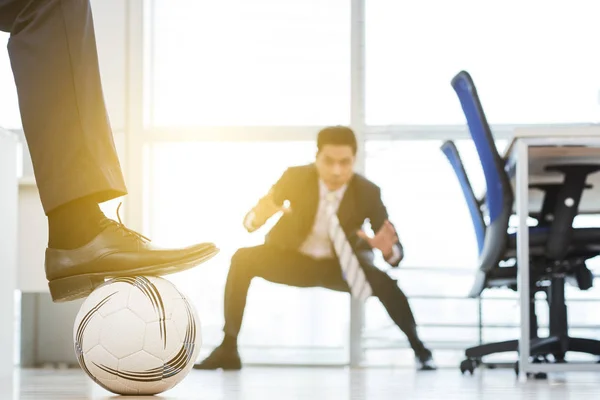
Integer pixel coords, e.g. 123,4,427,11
356,220,398,259
252,190,291,227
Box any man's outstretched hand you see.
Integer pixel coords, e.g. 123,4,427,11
252,190,291,227
357,220,398,259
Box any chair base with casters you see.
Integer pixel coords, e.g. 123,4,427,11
460,272,600,377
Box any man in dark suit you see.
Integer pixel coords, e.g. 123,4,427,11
195,126,436,371
0,0,218,302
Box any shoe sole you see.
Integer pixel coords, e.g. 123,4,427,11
48,244,219,303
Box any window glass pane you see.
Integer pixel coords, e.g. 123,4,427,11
388,268,475,297
573,217,600,269
0,33,22,129
366,0,600,125
481,298,520,326
481,328,520,345
146,141,350,363
147,0,350,127
365,139,507,269
565,277,600,298
566,300,600,327
364,294,479,367
365,298,478,337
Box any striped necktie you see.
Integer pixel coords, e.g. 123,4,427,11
325,193,372,301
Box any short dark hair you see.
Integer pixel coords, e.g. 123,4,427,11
317,126,357,155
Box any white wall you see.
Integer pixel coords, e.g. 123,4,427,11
17,185,48,292
0,129,18,378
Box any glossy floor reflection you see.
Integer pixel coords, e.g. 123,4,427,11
4,367,600,399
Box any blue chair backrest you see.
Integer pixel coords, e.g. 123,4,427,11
450,71,513,223
441,141,486,254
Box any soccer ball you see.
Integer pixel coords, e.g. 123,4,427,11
73,276,201,395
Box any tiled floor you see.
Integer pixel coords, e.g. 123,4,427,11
3,367,600,399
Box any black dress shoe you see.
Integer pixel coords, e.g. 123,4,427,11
193,346,242,370
415,350,437,371
45,219,219,302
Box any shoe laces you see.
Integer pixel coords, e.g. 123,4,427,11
100,202,151,242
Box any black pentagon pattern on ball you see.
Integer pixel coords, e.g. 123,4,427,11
75,276,197,384
93,294,197,382
74,291,118,392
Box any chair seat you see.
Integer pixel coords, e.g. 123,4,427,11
505,227,600,257
485,266,518,288
468,227,600,297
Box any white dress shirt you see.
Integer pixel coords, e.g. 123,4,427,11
245,179,401,264
298,180,347,259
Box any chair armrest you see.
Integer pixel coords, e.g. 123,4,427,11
543,164,600,260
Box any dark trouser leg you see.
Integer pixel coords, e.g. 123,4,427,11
5,0,126,214
364,267,428,356
0,0,25,31
196,244,345,369
223,245,346,339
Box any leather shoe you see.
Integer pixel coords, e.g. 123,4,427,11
193,345,242,370
45,219,219,302
416,350,437,371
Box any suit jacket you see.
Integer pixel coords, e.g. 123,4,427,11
251,163,404,269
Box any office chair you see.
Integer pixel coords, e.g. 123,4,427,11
444,70,600,376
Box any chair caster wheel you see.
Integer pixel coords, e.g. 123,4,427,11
533,372,548,380
460,359,476,375
514,361,548,380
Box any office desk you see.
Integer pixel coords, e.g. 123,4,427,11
506,125,600,379
505,125,600,214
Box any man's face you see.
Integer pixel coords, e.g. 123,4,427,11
315,145,356,190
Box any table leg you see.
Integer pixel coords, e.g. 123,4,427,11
516,139,531,381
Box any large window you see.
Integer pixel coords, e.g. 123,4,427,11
365,139,504,269
0,33,21,129
366,0,600,125
146,0,351,127
136,0,600,367
145,141,351,364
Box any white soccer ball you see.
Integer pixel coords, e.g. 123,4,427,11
73,276,201,395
